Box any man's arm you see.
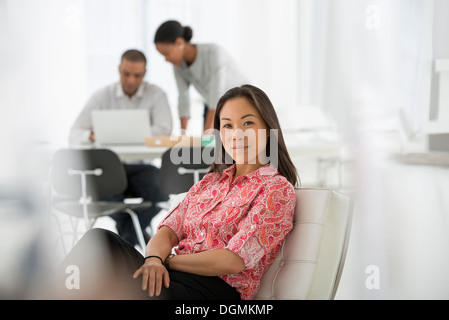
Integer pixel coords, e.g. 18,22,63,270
68,94,100,145
149,88,173,136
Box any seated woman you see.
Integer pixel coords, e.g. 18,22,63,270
52,84,299,300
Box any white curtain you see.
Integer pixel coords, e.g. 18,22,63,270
298,0,432,140
0,0,433,148
312,0,449,300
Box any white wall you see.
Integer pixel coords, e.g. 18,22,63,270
1,0,304,143
144,0,303,136
0,0,439,151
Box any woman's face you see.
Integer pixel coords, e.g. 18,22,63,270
219,97,269,166
155,39,184,67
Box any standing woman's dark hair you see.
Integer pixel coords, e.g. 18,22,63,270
211,84,300,187
154,20,193,44
153,20,249,133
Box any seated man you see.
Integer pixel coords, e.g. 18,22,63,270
69,49,172,246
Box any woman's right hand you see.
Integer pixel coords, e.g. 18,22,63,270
133,258,170,297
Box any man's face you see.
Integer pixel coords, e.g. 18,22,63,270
119,59,146,97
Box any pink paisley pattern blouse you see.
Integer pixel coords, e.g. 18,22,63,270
159,164,296,300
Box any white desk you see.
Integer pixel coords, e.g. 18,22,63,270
110,142,343,163
69,139,345,187
286,141,342,159
67,143,169,162
106,145,169,162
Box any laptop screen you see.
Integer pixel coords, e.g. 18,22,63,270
91,109,151,146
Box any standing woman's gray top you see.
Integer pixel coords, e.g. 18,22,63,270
174,43,249,118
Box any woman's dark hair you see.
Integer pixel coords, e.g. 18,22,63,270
154,20,193,44
210,85,299,187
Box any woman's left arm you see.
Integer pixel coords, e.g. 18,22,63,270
168,249,245,276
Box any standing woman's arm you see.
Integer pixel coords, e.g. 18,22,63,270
174,68,191,132
205,48,228,132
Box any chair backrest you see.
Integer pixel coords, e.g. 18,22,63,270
254,188,353,300
51,148,127,199
159,146,213,196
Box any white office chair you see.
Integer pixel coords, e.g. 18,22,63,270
166,187,353,300
255,187,353,300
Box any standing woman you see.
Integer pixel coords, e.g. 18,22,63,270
154,20,249,134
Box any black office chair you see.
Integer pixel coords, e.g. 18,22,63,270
50,148,149,255
149,146,214,235
159,146,214,196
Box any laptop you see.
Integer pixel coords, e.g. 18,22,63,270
91,109,151,146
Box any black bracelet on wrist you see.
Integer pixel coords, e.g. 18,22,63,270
144,255,164,265
164,254,174,271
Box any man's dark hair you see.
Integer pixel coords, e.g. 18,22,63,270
121,49,147,65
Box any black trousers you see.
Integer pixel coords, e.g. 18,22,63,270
57,228,241,300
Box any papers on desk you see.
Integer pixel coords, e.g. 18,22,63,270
145,136,201,147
